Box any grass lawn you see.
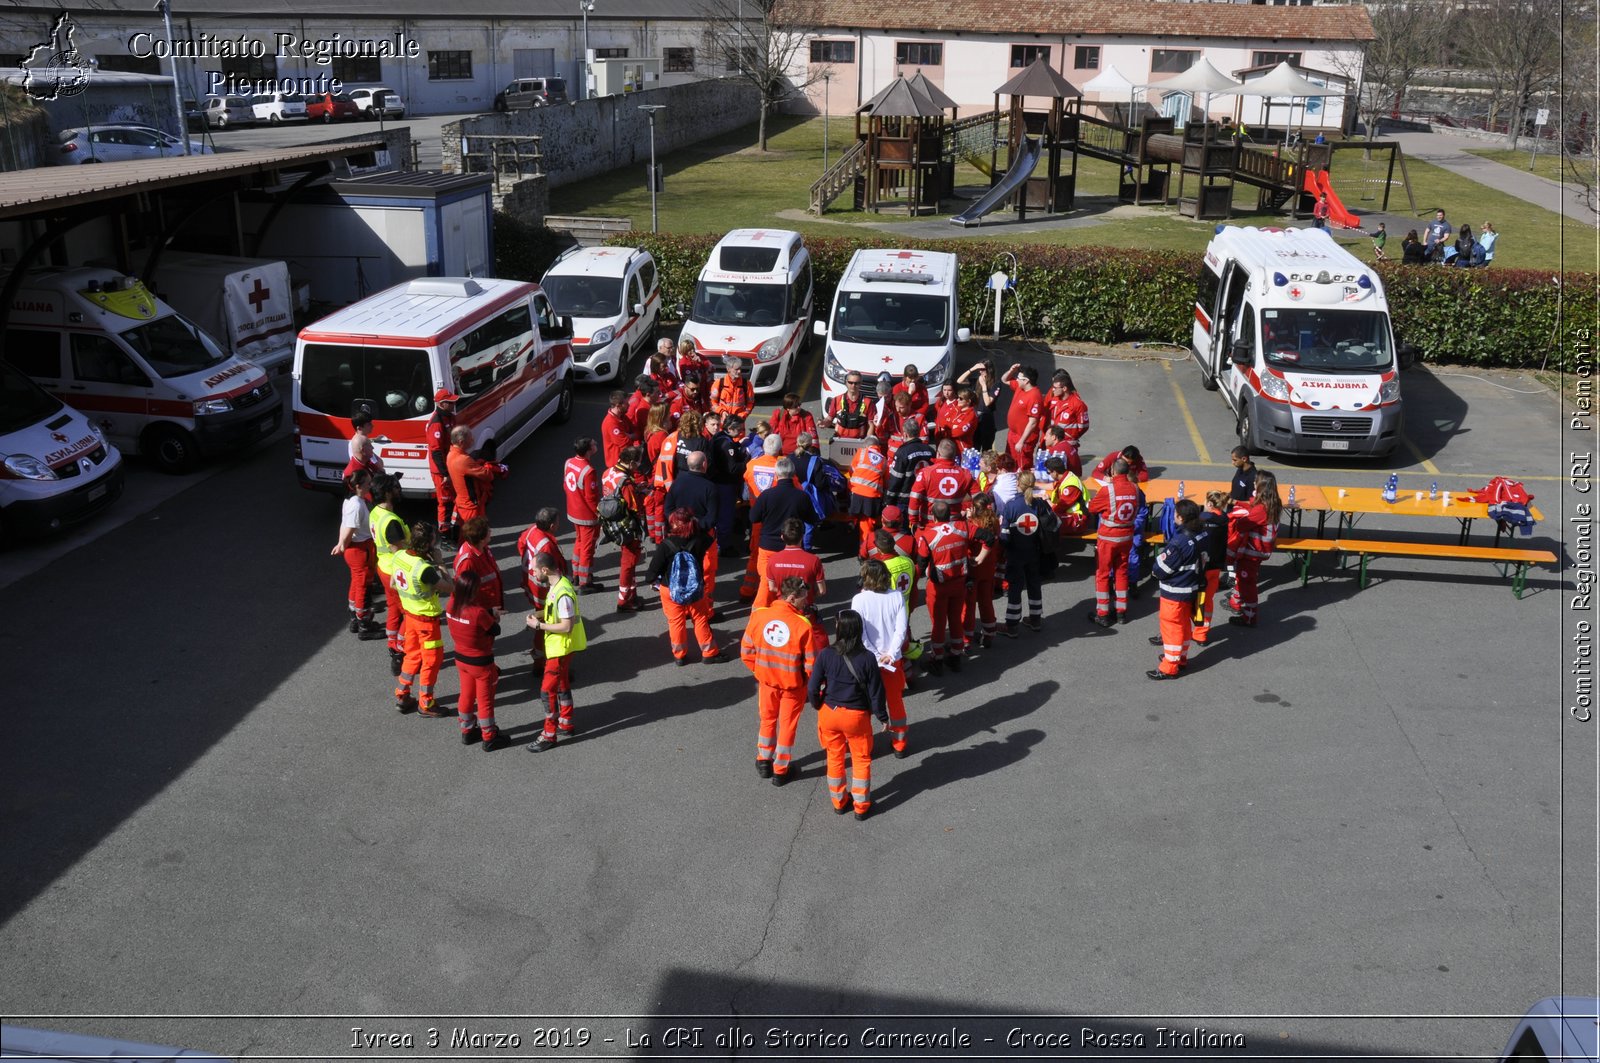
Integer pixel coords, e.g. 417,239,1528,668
1464,147,1580,184
548,115,1579,271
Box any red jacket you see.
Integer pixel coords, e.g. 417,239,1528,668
1089,448,1150,483
892,381,930,417
908,459,976,527
446,601,499,662
1088,475,1144,544
1230,501,1278,559
425,411,454,481
515,525,567,596
1048,392,1090,442
626,390,655,437
769,407,817,454
915,518,973,585
453,539,504,609
563,455,600,526
601,410,638,469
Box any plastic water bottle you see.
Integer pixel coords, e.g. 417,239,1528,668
1178,479,1186,499
1382,474,1397,504
1430,480,1438,501
1288,484,1297,507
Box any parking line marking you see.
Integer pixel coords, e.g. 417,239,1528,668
1402,434,1441,475
1163,360,1211,466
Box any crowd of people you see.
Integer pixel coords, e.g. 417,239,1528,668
330,344,1289,818
1392,209,1500,267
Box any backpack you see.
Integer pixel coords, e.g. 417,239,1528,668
800,455,840,520
667,548,703,605
597,492,639,544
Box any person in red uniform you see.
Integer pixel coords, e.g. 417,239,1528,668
908,439,977,530
964,499,1001,649
826,372,873,441
847,436,887,559
1089,444,1151,484
342,433,384,481
452,515,504,612
625,376,659,438
710,357,754,420
868,374,898,442
914,500,973,674
1037,424,1076,469
764,516,826,609
674,337,712,394
446,568,507,750
515,507,567,659
601,389,639,469
331,468,384,640
1000,363,1044,469
876,505,920,616
562,437,603,592
1086,457,1145,627
884,391,925,462
425,389,458,532
931,382,959,439
646,344,681,401
642,402,673,542
446,426,506,525
600,445,648,612
1227,471,1283,628
741,577,819,784
768,393,817,455
671,377,708,423
943,389,980,452
1046,370,1090,475
892,364,930,418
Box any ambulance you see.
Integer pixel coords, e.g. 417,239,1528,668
677,228,813,395
1192,225,1403,457
0,360,124,544
816,248,971,406
3,267,282,474
539,245,660,384
292,276,575,496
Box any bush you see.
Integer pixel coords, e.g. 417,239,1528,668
593,230,1594,371
493,213,576,282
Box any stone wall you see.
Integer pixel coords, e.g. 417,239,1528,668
442,77,759,189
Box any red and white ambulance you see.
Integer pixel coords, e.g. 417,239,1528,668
291,277,574,495
678,228,813,396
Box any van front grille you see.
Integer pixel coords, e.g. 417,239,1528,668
1300,416,1372,435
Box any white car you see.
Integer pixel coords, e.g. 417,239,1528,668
348,87,406,119
540,246,661,384
57,125,212,164
251,90,308,123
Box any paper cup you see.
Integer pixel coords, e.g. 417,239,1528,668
1337,488,1347,498
1415,491,1423,501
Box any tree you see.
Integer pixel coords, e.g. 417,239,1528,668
1557,11,1599,216
1458,0,1561,149
698,0,824,151
1344,0,1452,140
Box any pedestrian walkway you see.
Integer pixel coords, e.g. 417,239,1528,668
1379,130,1596,228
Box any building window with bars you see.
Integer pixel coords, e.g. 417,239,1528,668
1252,50,1303,67
895,42,942,66
1150,49,1197,74
809,40,855,64
332,57,382,84
428,50,472,80
593,47,629,59
221,54,276,82
664,47,694,72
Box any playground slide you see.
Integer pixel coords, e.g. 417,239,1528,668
1305,169,1361,229
951,137,1041,227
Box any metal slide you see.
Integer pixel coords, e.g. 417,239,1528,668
951,137,1042,227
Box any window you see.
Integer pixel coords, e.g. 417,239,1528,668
452,303,533,405
638,258,657,295
300,343,433,419
1010,45,1050,68
71,335,151,388
427,50,472,80
1151,49,1197,74
809,40,856,64
1252,50,1303,68
593,47,629,60
1074,46,1100,70
895,42,942,66
790,261,812,320
3,329,61,378
220,53,276,83
0,361,63,433
120,317,225,379
664,47,694,72
331,57,381,84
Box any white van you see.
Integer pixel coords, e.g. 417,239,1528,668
0,359,124,544
1192,225,1403,457
4,268,282,474
148,252,298,377
292,277,575,495
539,245,660,384
816,248,971,407
678,228,813,395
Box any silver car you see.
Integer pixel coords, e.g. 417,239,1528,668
57,125,213,164
201,95,256,128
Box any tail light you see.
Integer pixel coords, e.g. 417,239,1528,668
60,141,78,153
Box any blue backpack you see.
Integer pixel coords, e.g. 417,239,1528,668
800,455,841,520
667,548,703,605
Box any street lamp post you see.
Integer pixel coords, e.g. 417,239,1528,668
579,0,594,101
820,67,832,175
639,103,665,232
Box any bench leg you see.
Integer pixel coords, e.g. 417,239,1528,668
1358,552,1371,589
1512,562,1528,599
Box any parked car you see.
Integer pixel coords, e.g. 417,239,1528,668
251,90,308,123
200,95,255,128
347,86,406,119
305,91,360,123
494,76,568,111
57,125,213,164
182,98,207,132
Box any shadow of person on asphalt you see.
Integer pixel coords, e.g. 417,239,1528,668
871,728,1045,814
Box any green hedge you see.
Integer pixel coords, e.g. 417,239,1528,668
592,230,1594,372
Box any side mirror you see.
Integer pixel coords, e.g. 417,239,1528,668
813,320,826,336
1229,340,1253,366
632,302,644,316
674,302,689,319
1398,342,1417,370
956,326,972,344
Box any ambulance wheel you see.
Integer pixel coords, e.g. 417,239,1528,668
1235,411,1254,456
146,424,201,474
552,376,575,425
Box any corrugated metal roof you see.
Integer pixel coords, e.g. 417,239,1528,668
0,141,388,221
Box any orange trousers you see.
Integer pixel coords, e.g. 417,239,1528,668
1193,570,1221,643
756,682,806,776
397,613,444,703
750,547,777,608
818,704,874,813
739,522,763,598
1158,597,1192,675
660,590,718,660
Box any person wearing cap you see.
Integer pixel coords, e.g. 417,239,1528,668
710,356,755,420
892,364,930,418
426,388,459,533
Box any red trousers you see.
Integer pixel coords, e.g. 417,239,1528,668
571,523,598,587
756,682,806,776
880,663,907,751
455,660,499,736
616,538,641,605
1232,557,1263,621
430,469,455,528
455,498,484,525
660,591,717,660
397,614,443,705
964,575,997,640
1008,437,1037,470
1158,597,1193,675
646,488,665,543
818,704,874,813
1094,537,1133,618
343,540,375,617
1193,570,1221,643
925,579,968,658
540,655,574,738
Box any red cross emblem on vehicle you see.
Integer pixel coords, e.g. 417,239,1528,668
247,278,271,313
51,431,68,442
1015,512,1039,535
593,249,615,256
1288,285,1304,299
749,231,768,240
881,355,894,363
891,251,922,260
724,336,737,343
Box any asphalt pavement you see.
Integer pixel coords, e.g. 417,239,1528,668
1,333,1590,1060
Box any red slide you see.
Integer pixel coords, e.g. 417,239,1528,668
1302,169,1361,229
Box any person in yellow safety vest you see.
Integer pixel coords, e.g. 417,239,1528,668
1040,456,1090,535
392,521,453,717
526,551,587,752
368,473,410,675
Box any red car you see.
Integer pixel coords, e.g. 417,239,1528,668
306,92,359,122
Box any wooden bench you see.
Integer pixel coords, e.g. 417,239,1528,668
1276,536,1343,585
1331,538,1557,599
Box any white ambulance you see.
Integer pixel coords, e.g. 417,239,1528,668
0,360,124,544
815,248,971,406
4,268,282,474
292,277,575,496
539,245,660,384
1192,226,1403,457
678,228,813,395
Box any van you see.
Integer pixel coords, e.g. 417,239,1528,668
292,277,575,495
1192,225,1402,457
677,228,813,395
147,252,298,378
816,248,971,408
4,268,283,474
539,245,659,384
1496,998,1599,1062
251,90,307,123
495,77,568,111
0,359,124,544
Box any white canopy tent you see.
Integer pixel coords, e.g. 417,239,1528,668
1150,57,1243,129
1081,64,1143,126
1236,61,1332,144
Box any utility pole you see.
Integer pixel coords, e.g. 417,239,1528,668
820,67,832,175
156,0,190,154
639,103,665,232
580,0,594,101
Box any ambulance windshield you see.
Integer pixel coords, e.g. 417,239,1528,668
692,281,787,327
833,292,949,345
541,275,622,319
0,361,62,433
1260,308,1391,371
121,315,228,379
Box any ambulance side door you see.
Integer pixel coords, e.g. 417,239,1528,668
532,289,569,380
66,333,155,451
1212,262,1249,412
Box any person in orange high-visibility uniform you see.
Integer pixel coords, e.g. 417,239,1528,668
847,435,887,559
710,356,755,420
739,433,785,598
741,577,819,785
391,521,453,718
447,426,507,525
808,609,888,820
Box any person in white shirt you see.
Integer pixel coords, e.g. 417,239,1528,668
331,468,384,640
851,558,911,758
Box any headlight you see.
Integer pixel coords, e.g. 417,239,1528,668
923,361,948,386
87,422,105,445
756,339,782,363
2,454,57,481
824,346,847,383
591,326,615,347
194,397,233,415
1259,374,1290,401
1379,378,1400,403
